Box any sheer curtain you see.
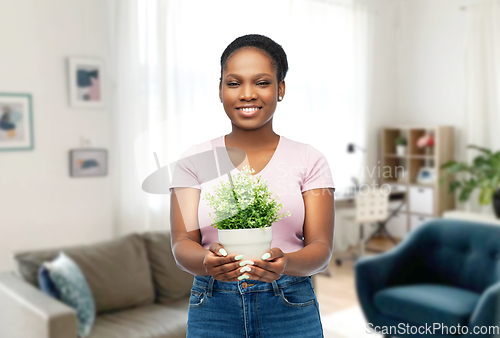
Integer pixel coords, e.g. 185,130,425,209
461,0,500,214
107,0,374,235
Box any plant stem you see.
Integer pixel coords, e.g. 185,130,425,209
227,172,241,213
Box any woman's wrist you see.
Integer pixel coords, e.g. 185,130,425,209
281,243,331,276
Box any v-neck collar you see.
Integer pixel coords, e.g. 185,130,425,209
222,135,283,176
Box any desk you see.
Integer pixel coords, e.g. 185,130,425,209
443,210,500,226
333,191,405,253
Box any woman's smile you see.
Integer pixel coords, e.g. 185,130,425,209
236,106,262,117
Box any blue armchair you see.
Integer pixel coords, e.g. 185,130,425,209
355,218,500,338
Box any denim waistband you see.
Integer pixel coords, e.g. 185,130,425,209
193,274,312,297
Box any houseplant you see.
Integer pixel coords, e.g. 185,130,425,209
441,145,500,218
395,137,407,156
203,165,291,259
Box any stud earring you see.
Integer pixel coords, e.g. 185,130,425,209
278,96,282,101
220,99,223,103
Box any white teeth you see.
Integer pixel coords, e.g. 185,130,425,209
240,107,259,112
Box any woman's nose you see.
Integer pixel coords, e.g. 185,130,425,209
239,84,257,100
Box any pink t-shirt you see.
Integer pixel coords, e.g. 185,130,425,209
169,135,335,253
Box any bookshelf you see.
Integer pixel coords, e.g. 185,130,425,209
380,126,455,238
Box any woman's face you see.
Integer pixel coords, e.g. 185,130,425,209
219,47,285,131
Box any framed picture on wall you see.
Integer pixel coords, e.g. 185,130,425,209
0,92,34,151
67,57,105,108
69,149,108,177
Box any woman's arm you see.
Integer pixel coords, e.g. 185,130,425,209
243,188,335,281
170,187,246,279
170,187,210,275
283,188,335,276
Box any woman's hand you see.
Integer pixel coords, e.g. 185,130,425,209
239,248,288,283
203,242,246,282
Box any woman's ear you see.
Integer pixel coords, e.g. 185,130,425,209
278,80,286,100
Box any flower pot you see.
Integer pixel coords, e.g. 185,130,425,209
396,145,406,156
218,227,273,260
493,188,500,219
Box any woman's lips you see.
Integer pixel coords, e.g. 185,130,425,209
237,107,261,117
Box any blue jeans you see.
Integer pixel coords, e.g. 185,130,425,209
187,274,324,338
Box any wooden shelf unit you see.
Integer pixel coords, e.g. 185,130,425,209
380,126,455,238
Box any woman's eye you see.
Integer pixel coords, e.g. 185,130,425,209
227,83,238,86
258,82,270,86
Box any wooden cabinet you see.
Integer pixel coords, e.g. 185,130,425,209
380,126,455,238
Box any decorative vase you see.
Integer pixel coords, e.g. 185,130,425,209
493,188,500,219
396,145,406,156
218,227,273,260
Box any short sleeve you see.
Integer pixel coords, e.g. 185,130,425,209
301,144,335,193
169,144,202,193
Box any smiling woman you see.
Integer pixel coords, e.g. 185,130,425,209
169,34,335,338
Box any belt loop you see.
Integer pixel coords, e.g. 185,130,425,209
272,280,279,297
207,276,214,297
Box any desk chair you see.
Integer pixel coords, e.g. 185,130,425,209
356,188,389,257
363,191,405,252
335,188,389,265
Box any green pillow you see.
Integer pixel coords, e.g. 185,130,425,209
43,252,96,337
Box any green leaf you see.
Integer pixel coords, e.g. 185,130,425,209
441,161,457,169
442,162,470,174
458,185,473,202
468,145,492,155
449,181,462,193
479,186,494,205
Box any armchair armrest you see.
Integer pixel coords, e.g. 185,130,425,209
0,271,77,338
354,235,418,322
468,280,500,338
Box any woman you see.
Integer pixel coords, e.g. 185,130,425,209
169,34,335,338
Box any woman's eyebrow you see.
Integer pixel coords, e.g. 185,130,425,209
225,73,272,78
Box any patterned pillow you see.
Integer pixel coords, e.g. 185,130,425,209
37,265,61,300
43,252,96,337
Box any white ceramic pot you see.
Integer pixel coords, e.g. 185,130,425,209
218,227,273,260
396,145,406,156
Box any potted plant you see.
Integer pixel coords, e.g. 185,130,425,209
203,165,291,259
441,145,500,218
395,137,407,156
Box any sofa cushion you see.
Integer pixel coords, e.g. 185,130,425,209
14,233,155,314
87,300,189,338
142,231,194,304
374,284,480,327
43,252,96,337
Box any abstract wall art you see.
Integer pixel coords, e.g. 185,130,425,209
68,57,105,108
0,93,34,151
69,149,108,177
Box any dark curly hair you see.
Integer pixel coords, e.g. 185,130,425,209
220,34,289,84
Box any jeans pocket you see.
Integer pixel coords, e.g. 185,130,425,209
189,286,207,308
279,279,316,308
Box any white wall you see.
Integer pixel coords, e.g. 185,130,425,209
357,0,476,167
392,0,476,157
0,0,114,272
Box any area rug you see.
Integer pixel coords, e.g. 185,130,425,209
321,306,383,338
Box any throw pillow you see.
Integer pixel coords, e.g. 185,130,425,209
37,264,61,300
43,252,96,337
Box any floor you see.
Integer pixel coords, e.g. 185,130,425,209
314,236,400,316
314,236,399,337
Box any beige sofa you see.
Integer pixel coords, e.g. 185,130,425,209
0,231,194,338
